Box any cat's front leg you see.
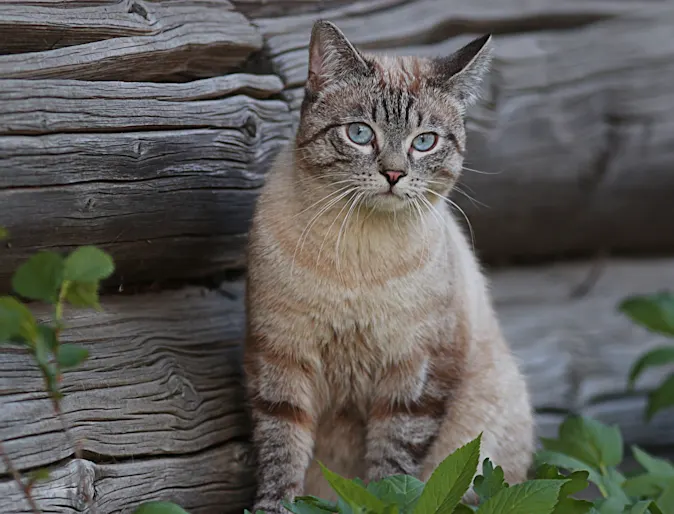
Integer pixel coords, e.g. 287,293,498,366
244,333,318,513
365,356,454,481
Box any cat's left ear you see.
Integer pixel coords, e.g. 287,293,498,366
433,34,493,106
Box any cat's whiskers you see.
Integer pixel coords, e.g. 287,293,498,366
423,188,475,251
335,192,365,277
316,189,358,268
462,165,501,175
291,187,357,275
291,182,355,219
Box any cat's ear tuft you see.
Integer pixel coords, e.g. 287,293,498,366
433,34,493,106
307,20,370,95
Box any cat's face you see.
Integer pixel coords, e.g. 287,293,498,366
295,21,492,213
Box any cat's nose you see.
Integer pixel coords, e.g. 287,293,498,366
381,170,405,186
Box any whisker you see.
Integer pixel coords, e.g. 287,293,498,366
316,190,356,267
335,192,363,276
424,188,475,251
462,165,501,176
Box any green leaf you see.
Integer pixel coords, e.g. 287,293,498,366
628,501,657,514
0,226,7,240
57,344,89,368
473,459,508,503
37,324,58,352
0,296,37,342
286,496,339,513
632,447,674,477
319,461,386,513
648,501,664,514
64,246,115,283
475,480,565,514
133,502,190,514
540,416,623,469
11,251,64,303
628,347,674,388
622,474,674,498
619,293,674,337
592,496,627,514
646,374,674,420
367,475,425,513
655,483,674,513
533,465,592,514
414,434,482,514
534,450,600,482
65,281,101,309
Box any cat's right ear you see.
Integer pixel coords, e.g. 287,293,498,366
307,20,370,95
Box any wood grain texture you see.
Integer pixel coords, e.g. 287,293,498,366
0,0,261,81
262,2,674,262
0,283,255,513
0,76,292,291
2,259,674,511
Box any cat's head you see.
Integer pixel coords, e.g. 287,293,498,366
295,20,492,213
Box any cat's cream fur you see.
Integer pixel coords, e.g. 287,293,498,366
244,20,533,512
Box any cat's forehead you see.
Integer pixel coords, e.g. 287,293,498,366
365,54,433,93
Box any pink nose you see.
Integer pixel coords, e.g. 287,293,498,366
382,170,405,186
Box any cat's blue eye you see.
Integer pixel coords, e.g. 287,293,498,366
411,132,438,152
346,123,374,145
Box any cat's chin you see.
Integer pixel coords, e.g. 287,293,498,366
366,192,412,213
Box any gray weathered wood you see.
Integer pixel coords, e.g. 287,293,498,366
0,1,262,81
0,283,254,513
2,259,674,512
0,76,292,291
262,3,674,262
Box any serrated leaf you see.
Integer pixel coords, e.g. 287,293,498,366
64,246,114,283
319,461,386,512
367,475,424,513
628,347,674,388
65,281,101,309
540,416,623,469
57,344,89,368
475,479,564,514
414,434,482,514
619,293,674,337
11,251,64,303
0,296,37,342
632,447,674,477
533,465,591,514
473,459,508,503
133,501,190,514
646,375,674,420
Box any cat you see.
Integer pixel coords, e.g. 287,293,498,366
244,20,534,513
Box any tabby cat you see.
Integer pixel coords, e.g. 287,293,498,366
244,20,533,513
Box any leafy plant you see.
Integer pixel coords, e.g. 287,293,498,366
0,227,187,514
619,292,674,420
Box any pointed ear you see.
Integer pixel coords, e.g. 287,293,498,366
433,34,493,106
307,20,370,95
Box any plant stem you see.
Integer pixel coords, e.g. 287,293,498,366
0,440,40,514
54,280,70,335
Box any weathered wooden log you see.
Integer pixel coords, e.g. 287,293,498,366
260,3,674,262
0,283,254,513
0,75,292,291
2,259,674,512
0,0,262,81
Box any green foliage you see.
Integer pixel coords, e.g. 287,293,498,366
619,292,674,421
0,225,8,240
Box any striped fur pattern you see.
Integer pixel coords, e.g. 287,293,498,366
244,21,534,513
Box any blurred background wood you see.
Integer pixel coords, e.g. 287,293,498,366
1,0,674,512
